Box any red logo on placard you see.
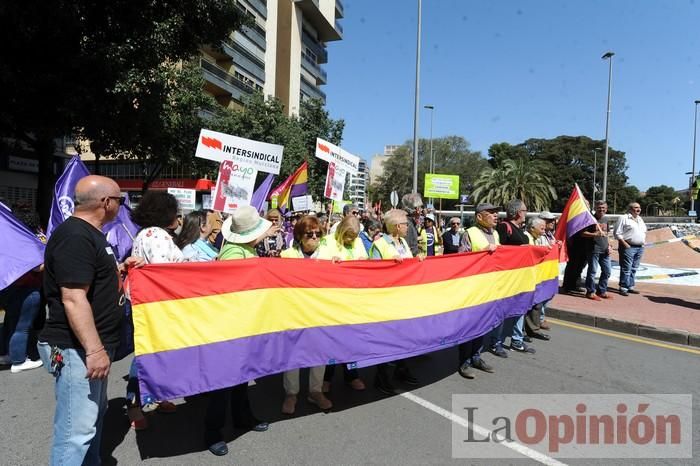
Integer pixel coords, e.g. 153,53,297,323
202,136,223,150
318,142,330,153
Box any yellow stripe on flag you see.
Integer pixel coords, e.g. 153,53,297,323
133,259,559,355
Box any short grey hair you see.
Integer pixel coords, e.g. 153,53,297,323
383,209,408,234
527,217,545,231
401,192,423,210
628,202,640,210
505,199,525,219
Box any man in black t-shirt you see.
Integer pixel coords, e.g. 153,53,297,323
487,199,537,357
582,201,613,300
37,175,143,465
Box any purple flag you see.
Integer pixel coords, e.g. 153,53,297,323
0,207,45,291
251,173,276,213
47,156,90,236
103,193,139,262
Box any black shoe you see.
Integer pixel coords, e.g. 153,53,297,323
208,441,228,456
394,367,419,386
374,376,397,395
628,289,640,294
510,342,536,354
471,358,494,373
487,346,508,358
239,419,269,432
531,332,550,341
523,336,533,343
458,362,476,379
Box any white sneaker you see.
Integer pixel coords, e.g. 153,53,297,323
10,358,43,373
0,355,11,366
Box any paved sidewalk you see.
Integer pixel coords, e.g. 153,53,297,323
548,282,700,347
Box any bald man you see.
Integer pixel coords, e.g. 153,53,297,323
38,175,143,465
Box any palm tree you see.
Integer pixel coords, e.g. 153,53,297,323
471,158,557,211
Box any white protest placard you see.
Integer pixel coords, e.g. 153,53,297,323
324,162,347,202
201,193,213,210
292,195,314,212
195,128,283,175
210,160,258,213
167,188,196,211
315,138,360,175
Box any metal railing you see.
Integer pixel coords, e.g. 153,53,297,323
301,54,327,83
200,59,257,95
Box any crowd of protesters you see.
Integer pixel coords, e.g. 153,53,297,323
1,178,641,462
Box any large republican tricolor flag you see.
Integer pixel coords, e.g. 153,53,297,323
555,184,598,261
129,246,560,403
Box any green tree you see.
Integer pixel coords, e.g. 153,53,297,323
486,136,629,210
372,136,487,208
471,158,557,211
609,185,641,214
0,0,246,222
640,185,677,215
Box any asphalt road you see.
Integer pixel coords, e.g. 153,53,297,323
1,321,698,465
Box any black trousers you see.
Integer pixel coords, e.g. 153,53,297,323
323,364,359,382
563,245,589,290
204,383,255,444
457,335,484,366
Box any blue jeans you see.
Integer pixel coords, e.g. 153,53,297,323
38,342,112,466
586,251,612,295
489,316,518,348
3,288,41,364
619,245,643,291
511,315,525,344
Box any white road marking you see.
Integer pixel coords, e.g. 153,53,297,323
400,391,568,466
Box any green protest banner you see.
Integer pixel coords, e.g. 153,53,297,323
424,174,459,199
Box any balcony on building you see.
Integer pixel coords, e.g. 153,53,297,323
241,0,268,18
302,29,328,64
295,0,341,42
201,58,258,106
335,0,344,18
301,53,327,85
300,75,326,102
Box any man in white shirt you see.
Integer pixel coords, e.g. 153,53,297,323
613,202,646,296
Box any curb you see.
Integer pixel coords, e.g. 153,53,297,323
546,307,700,348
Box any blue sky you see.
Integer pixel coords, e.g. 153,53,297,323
323,0,700,191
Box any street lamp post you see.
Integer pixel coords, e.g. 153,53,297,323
601,51,615,203
690,99,700,213
592,148,598,204
424,105,434,172
411,0,422,194
424,105,434,205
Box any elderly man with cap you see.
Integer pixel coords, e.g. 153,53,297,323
534,211,558,330
454,203,500,379
204,206,277,456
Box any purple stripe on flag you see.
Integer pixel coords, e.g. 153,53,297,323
289,182,308,199
0,208,45,290
566,211,596,238
136,286,552,403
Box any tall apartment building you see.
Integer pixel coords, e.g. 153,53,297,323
201,0,343,115
369,145,400,186
347,159,368,209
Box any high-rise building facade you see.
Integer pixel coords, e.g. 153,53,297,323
347,159,368,209
201,0,343,115
369,145,399,185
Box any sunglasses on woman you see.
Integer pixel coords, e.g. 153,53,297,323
304,231,321,238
